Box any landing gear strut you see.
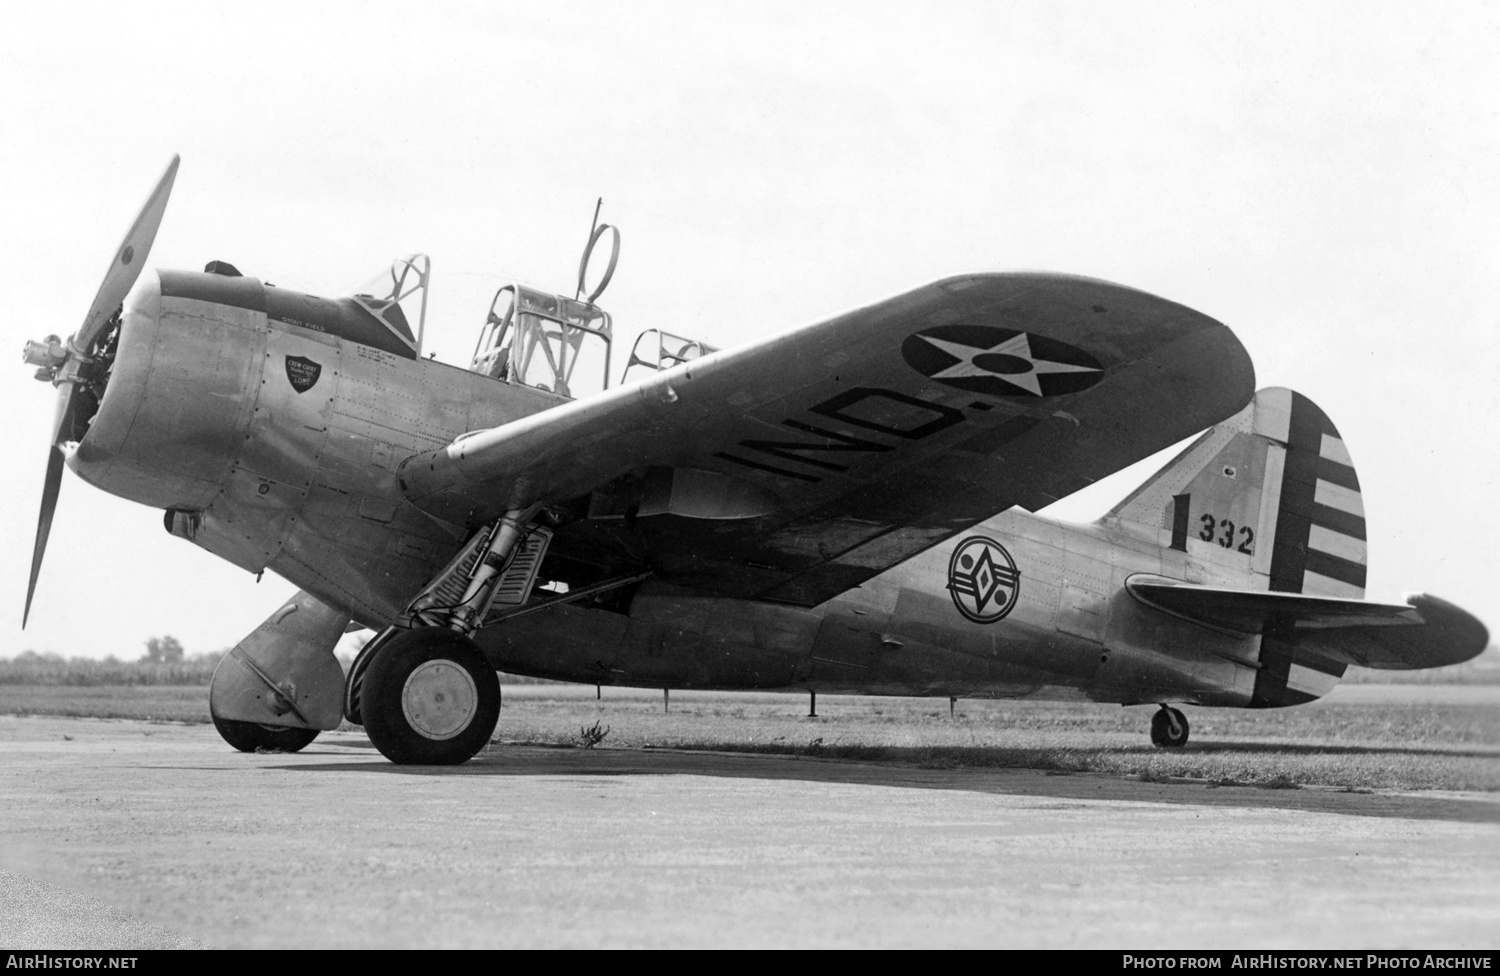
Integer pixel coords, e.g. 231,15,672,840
1150,705,1190,748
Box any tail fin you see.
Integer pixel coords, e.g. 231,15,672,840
1106,387,1367,598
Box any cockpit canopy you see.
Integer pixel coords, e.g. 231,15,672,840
621,330,719,385
471,284,612,399
342,252,716,404
351,254,429,357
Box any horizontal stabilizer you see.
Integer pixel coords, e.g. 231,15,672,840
1127,576,1488,670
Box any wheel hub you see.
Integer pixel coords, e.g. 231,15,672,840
400,659,479,740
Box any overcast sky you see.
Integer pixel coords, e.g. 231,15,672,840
2,1,1496,660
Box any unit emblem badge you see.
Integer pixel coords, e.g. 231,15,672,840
901,325,1103,398
947,536,1021,623
284,355,322,394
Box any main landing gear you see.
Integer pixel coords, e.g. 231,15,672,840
361,628,501,765
351,506,545,764
1150,705,1190,748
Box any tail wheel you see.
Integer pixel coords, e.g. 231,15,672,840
1150,705,1190,748
361,628,500,765
212,714,319,753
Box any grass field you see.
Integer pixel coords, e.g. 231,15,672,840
2,681,1495,793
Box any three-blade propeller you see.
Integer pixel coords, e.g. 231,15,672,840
23,155,180,627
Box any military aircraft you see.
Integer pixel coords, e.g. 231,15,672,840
22,157,1488,764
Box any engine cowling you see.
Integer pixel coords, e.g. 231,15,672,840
72,270,264,514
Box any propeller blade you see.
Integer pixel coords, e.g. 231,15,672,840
49,379,77,447
24,446,66,628
75,154,180,354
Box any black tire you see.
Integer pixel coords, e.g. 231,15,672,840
212,714,320,753
361,628,500,765
1150,706,1190,748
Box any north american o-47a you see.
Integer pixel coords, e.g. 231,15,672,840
23,157,1487,764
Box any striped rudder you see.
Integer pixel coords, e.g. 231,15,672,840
1256,389,1366,598
1251,630,1346,707
1248,390,1366,706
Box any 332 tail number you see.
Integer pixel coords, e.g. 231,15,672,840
1200,514,1254,554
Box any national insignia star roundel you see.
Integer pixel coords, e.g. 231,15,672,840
947,536,1021,624
900,325,1103,397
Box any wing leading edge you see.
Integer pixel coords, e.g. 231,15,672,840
400,273,1256,605
1128,577,1489,670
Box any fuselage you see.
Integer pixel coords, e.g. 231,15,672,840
71,269,1300,710
474,509,1267,707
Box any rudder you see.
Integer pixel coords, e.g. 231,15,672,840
1258,390,1367,597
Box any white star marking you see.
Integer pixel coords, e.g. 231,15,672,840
919,332,1100,396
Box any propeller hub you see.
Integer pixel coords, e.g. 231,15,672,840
22,335,68,374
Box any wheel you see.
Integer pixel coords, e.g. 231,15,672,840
343,628,392,726
1150,705,1190,748
212,714,319,753
361,628,500,765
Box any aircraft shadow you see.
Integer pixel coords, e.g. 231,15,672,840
1181,739,1499,760
275,740,1500,826
313,736,1500,760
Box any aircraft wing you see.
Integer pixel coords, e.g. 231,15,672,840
400,273,1255,605
1127,578,1489,670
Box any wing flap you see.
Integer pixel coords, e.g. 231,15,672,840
1128,577,1489,670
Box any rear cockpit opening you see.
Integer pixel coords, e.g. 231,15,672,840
621,330,719,385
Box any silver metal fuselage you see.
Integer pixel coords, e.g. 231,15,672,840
475,512,1259,708
73,273,1258,708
